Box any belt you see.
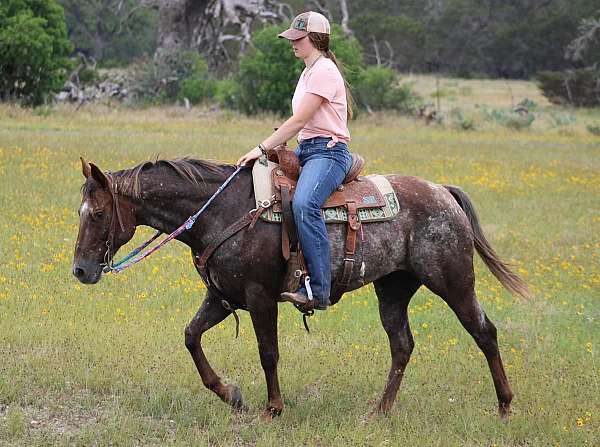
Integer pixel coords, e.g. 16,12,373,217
299,135,342,148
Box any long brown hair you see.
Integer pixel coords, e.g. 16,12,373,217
307,32,354,120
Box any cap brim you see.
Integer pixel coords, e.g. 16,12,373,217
278,28,308,40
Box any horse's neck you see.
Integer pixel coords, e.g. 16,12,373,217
127,167,252,247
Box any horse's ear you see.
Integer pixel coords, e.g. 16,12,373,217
90,163,109,190
81,157,91,178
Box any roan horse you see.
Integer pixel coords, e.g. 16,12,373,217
72,157,529,419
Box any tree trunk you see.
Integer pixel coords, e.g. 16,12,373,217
154,0,284,75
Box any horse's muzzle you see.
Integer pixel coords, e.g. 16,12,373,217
72,261,102,284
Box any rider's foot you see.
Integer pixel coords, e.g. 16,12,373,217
280,290,328,311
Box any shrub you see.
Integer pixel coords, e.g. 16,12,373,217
587,124,600,136
517,97,538,111
481,107,535,130
177,56,215,105
449,108,476,131
134,51,214,105
537,68,600,107
0,0,72,106
235,24,364,116
214,78,240,109
505,113,534,130
548,111,576,127
354,66,422,113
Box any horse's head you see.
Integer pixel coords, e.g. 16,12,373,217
73,158,136,284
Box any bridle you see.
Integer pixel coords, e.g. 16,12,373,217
102,173,126,271
101,165,245,274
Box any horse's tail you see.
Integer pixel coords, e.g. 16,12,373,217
444,185,531,299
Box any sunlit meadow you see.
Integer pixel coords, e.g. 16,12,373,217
0,77,599,446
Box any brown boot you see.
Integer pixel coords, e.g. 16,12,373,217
280,292,327,312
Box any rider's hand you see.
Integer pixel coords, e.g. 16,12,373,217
236,146,263,167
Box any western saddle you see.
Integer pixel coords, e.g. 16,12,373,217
263,146,383,293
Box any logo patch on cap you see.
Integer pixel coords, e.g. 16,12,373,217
293,17,307,30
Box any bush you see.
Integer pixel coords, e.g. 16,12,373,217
354,66,421,113
548,111,576,127
537,68,600,107
235,24,364,116
449,108,476,131
177,56,215,105
481,107,535,130
214,78,240,109
0,0,72,106
587,124,600,136
133,51,214,105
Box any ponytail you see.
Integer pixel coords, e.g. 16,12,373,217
308,33,354,121
325,49,354,120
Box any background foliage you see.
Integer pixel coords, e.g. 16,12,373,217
0,0,72,105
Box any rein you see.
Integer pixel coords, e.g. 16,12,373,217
102,165,245,274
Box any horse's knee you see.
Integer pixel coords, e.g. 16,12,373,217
184,324,199,352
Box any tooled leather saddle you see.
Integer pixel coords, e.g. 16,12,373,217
256,145,389,292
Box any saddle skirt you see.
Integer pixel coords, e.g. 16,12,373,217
252,156,400,224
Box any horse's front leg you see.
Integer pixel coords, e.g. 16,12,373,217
248,295,283,419
184,290,245,410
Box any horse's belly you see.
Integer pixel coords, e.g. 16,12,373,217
328,218,408,291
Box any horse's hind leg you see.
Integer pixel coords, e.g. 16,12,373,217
412,251,513,418
373,270,421,414
184,290,245,410
446,288,513,418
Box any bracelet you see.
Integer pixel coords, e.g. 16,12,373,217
258,144,267,156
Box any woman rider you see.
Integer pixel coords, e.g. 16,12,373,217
236,11,353,311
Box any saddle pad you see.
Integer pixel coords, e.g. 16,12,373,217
251,156,400,224
271,169,386,212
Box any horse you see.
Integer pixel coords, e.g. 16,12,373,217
72,156,529,420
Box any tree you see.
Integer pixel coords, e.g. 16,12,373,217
153,0,287,75
0,0,72,105
566,13,600,67
59,0,157,62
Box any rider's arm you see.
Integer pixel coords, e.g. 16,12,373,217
260,93,324,150
236,93,324,166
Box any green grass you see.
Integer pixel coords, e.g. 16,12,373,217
0,78,599,445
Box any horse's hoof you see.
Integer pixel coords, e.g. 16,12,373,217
373,400,393,415
499,403,511,421
225,384,247,412
260,405,282,421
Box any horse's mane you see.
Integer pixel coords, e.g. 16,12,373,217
111,157,235,200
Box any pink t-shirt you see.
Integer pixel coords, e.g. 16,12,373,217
292,56,351,144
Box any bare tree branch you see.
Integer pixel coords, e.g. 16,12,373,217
338,0,353,37
566,15,600,62
372,35,381,66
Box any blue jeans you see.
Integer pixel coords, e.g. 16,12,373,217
292,137,353,306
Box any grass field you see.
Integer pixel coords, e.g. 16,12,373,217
0,77,599,446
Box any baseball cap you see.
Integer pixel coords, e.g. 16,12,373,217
278,11,331,40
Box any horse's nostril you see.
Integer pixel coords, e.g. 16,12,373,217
73,267,85,278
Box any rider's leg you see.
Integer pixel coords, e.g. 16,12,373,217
289,141,351,308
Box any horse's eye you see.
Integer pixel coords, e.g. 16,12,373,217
93,210,104,219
